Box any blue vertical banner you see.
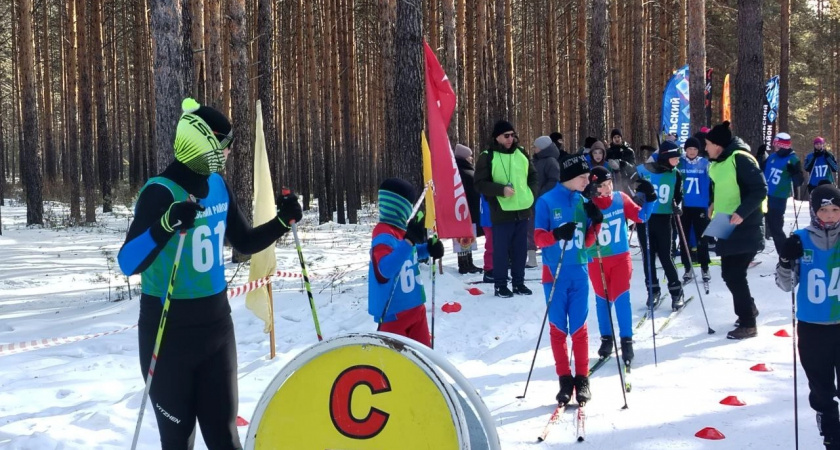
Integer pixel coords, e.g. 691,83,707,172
660,65,691,146
763,75,780,148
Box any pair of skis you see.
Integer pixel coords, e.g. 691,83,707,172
633,294,695,334
538,402,586,443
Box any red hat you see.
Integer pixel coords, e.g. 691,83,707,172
773,132,792,149
815,136,826,145
700,127,710,133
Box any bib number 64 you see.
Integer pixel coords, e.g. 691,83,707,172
807,268,840,304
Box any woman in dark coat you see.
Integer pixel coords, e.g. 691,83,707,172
454,144,483,274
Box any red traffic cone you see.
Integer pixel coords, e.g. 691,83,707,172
236,416,249,426
774,329,791,337
441,302,462,313
467,287,483,296
750,363,773,372
720,396,746,406
695,427,725,440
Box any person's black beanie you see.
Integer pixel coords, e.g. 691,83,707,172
610,128,622,139
550,132,563,142
379,178,417,204
811,184,840,215
492,120,515,138
706,121,733,147
584,136,598,149
684,136,701,151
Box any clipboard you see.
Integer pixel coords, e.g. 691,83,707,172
703,213,737,240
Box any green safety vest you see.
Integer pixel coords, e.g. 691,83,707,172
484,148,534,211
709,150,768,216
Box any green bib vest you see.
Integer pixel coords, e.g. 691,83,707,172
485,148,534,211
709,150,768,216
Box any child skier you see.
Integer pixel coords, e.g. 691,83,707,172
534,155,603,406
678,137,713,285
776,184,840,450
368,178,444,347
764,132,804,254
805,137,837,194
585,167,656,366
633,141,686,310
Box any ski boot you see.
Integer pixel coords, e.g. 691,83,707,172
597,336,613,358
682,270,694,285
701,268,711,282
620,337,634,365
482,270,494,284
574,375,591,404
645,289,662,309
556,375,575,405
669,283,685,311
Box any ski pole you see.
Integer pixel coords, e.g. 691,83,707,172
674,215,715,334
791,278,800,450
377,184,430,327
792,181,803,231
430,234,437,349
283,188,323,342
641,222,659,366
595,243,629,409
517,245,567,399
131,229,188,450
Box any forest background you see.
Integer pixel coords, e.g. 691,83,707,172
0,0,838,231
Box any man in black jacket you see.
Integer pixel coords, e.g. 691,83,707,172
454,144,483,274
475,120,539,297
607,129,637,194
705,121,768,339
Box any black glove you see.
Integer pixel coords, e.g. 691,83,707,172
582,183,598,200
552,222,578,241
787,164,800,176
277,192,303,228
404,215,427,245
427,236,445,260
583,201,604,224
779,234,804,261
161,200,205,232
672,203,682,216
635,179,657,202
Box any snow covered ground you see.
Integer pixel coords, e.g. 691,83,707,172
0,197,821,449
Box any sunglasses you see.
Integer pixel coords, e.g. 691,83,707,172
502,132,516,139
215,129,235,150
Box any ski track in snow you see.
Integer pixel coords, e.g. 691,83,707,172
0,198,822,448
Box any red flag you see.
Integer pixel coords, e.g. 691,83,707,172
423,40,472,238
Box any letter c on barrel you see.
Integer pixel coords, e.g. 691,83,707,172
329,365,392,439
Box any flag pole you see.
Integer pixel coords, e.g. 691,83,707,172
268,286,276,359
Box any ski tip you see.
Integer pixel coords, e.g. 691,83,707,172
577,436,585,442
537,437,545,443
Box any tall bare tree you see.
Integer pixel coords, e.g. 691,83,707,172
734,0,764,149
92,0,111,212
64,0,81,222
228,0,253,255
393,0,423,188
688,0,706,135
630,0,644,145
41,0,57,183
78,0,96,222
779,0,790,131
149,0,184,171
19,0,44,225
587,0,607,139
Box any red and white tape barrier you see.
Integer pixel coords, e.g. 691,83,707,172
0,324,137,356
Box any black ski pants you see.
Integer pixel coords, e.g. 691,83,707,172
766,206,787,254
677,207,711,271
720,252,759,328
637,214,681,296
492,218,528,288
799,321,840,441
139,314,242,450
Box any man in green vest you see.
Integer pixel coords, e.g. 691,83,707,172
475,120,539,298
705,121,768,340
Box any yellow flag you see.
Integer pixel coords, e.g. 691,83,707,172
246,100,277,333
421,132,436,229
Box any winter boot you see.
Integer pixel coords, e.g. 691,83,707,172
512,284,533,295
526,250,538,269
645,289,661,308
457,254,471,274
482,270,494,284
466,253,483,274
574,375,591,404
494,285,513,298
620,337,634,364
726,326,757,340
701,268,711,282
597,336,613,358
734,309,759,327
556,375,575,405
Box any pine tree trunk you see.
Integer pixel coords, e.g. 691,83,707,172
92,0,111,212
393,0,423,189
228,0,252,262
19,0,44,225
734,0,764,149
41,0,57,184
631,0,644,146
78,0,96,222
191,0,205,100
258,0,278,200
149,0,184,171
779,0,790,132
343,0,359,223
64,0,81,221
587,0,607,139
688,0,706,135
442,0,458,144
181,0,194,96
576,0,587,145
494,0,510,119
205,0,222,106
609,0,621,131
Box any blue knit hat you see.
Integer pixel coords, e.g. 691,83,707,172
378,178,416,230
